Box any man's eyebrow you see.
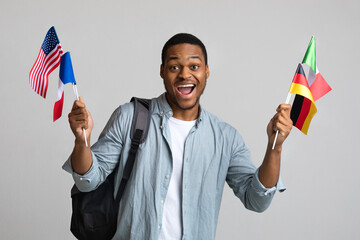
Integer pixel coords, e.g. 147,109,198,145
167,56,179,61
188,56,202,61
167,56,203,62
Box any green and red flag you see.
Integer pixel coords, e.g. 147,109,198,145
289,37,331,135
273,37,331,148
302,36,332,101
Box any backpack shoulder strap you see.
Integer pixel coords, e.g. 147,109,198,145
130,97,151,143
115,97,151,203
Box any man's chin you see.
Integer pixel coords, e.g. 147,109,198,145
175,98,199,111
165,92,201,112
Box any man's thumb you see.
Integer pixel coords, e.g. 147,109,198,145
78,96,85,104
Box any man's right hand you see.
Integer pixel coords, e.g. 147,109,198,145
68,97,93,145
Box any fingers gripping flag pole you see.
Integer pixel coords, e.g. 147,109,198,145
53,52,88,147
73,85,88,147
272,93,292,150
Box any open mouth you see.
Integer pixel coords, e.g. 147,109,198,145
177,84,195,95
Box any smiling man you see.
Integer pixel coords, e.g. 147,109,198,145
161,41,209,120
63,33,292,240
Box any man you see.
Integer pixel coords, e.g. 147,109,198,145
63,33,292,240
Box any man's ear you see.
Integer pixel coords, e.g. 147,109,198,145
160,64,164,79
206,64,210,79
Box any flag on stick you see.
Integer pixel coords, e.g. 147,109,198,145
53,52,76,121
272,37,331,149
289,64,317,135
52,52,88,147
29,26,63,98
302,36,332,101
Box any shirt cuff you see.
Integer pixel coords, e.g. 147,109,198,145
62,152,99,191
252,168,286,196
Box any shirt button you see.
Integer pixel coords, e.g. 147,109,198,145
165,175,170,179
158,225,161,229
160,199,164,204
169,111,172,115
80,177,83,181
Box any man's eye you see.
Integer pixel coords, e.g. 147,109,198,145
170,66,179,70
191,65,199,70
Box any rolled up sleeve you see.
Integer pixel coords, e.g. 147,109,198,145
226,131,285,213
62,152,101,192
62,105,129,192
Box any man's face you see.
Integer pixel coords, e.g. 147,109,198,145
160,43,209,113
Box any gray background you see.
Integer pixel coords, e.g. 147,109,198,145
1,0,359,239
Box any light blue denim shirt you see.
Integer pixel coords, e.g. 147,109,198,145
63,93,285,240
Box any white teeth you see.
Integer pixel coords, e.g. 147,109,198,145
178,84,195,87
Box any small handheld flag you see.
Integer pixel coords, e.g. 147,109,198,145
302,37,332,101
30,27,88,147
289,64,317,135
53,52,88,147
53,52,77,122
29,26,63,98
272,36,331,149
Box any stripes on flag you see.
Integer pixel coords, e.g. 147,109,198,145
29,26,63,98
53,52,76,121
289,64,317,135
53,84,65,121
289,64,314,102
291,95,317,135
309,70,331,102
302,36,332,101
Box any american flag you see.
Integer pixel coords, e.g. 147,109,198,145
29,26,63,98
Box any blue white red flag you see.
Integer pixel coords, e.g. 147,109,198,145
53,52,77,121
29,26,63,98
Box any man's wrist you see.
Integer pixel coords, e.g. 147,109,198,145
75,137,90,148
267,142,282,153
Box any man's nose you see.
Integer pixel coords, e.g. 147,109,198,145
179,67,191,79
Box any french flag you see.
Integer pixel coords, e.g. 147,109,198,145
53,52,76,121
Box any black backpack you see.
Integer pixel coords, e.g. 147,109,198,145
70,97,151,240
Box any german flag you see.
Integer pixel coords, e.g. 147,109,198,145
289,64,317,135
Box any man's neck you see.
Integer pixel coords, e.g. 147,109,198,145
165,95,199,121
172,109,199,121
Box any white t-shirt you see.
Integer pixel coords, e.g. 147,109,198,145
159,117,196,240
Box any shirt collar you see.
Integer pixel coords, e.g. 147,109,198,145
155,93,204,127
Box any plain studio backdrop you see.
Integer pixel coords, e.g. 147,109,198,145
1,0,359,239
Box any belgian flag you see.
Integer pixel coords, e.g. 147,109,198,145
289,64,317,134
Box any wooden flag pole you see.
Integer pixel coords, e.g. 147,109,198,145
72,83,88,147
272,92,292,150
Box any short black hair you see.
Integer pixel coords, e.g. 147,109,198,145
161,33,208,65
